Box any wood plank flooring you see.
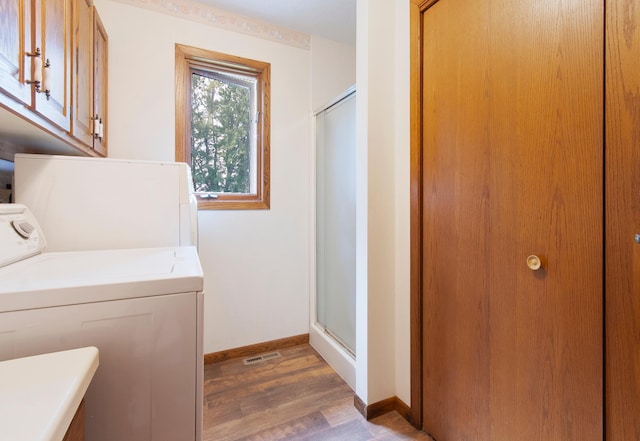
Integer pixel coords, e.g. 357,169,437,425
203,344,433,441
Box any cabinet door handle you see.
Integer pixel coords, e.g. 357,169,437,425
26,48,42,92
42,59,51,100
92,115,104,141
92,114,100,139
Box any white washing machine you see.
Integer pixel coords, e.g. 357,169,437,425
0,204,204,441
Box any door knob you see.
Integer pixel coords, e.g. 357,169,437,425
527,255,542,271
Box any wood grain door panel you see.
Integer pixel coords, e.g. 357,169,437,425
488,0,603,439
605,0,640,439
421,0,603,439
422,0,492,438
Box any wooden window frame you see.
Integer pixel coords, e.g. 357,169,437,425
175,44,270,210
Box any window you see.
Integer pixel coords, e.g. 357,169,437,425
175,44,270,209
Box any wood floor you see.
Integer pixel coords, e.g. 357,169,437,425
203,344,433,441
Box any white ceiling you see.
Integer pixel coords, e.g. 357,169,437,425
194,0,356,45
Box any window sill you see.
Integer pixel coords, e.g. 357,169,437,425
197,199,270,210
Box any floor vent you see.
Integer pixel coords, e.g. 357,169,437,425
243,351,282,365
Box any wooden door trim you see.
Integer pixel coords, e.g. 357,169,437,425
410,0,444,425
409,0,427,430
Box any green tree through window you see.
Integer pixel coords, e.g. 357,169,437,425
191,72,252,194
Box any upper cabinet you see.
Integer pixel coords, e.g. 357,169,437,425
93,12,107,155
33,0,72,132
0,0,108,157
0,0,32,107
72,0,107,156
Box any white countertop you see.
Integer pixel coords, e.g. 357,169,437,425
0,347,99,441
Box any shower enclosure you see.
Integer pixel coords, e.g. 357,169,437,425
314,88,356,358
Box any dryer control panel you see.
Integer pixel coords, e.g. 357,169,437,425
0,204,46,268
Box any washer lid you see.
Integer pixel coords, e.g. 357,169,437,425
0,246,203,313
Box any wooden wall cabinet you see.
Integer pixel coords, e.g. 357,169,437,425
33,0,72,132
72,0,107,156
0,0,107,157
0,0,32,108
0,0,71,131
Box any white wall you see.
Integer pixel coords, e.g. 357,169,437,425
94,0,312,353
355,0,411,406
356,0,397,404
394,0,411,408
311,36,356,110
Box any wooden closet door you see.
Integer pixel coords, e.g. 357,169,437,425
421,0,492,437
421,0,603,439
605,0,640,439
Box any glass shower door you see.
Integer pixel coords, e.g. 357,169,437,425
315,90,356,355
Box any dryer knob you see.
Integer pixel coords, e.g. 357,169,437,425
12,220,35,239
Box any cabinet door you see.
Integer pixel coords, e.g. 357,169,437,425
0,0,31,105
92,8,107,156
33,0,71,131
71,0,94,148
